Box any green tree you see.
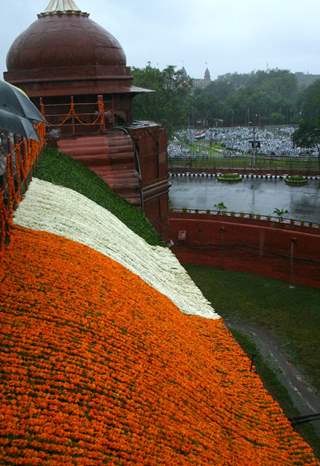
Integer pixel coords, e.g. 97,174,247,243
191,69,299,126
293,79,320,169
132,63,192,137
300,79,320,121
293,122,320,168
214,202,227,214
131,66,304,134
273,208,288,221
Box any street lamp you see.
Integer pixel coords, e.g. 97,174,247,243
249,120,261,169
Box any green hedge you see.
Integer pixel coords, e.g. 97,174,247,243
217,173,242,183
285,176,308,186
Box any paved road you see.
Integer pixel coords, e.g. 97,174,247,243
225,319,320,436
170,177,320,224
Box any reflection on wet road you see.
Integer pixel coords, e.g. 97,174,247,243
170,177,320,223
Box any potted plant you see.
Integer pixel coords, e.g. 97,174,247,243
217,173,242,183
273,208,288,222
214,202,227,215
285,175,308,186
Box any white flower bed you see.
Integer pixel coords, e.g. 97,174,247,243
15,178,219,320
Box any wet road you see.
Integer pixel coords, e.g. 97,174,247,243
170,177,320,223
225,320,320,437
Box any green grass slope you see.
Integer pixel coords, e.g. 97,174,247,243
186,265,320,392
185,265,320,457
34,147,163,246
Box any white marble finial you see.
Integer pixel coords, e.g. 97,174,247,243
39,0,88,17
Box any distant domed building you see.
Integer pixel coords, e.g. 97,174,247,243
4,0,169,234
192,68,212,90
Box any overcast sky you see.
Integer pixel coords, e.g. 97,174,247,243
1,0,320,79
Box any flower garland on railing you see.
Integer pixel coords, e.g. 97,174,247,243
41,96,105,128
0,226,317,465
0,123,45,260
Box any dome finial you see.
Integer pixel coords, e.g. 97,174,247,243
39,0,89,17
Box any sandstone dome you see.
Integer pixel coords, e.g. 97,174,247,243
4,0,132,95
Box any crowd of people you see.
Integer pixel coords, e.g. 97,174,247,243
168,126,317,159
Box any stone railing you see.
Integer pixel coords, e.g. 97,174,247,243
170,208,320,231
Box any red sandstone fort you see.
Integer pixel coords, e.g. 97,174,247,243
4,0,169,234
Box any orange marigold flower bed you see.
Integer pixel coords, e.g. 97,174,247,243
0,226,318,465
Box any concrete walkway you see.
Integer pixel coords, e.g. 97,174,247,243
225,319,320,437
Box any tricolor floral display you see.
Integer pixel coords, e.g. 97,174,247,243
14,178,218,320
0,227,317,465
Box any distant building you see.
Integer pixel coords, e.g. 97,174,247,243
192,68,212,90
204,68,211,81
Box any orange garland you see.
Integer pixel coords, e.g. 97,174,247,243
0,226,318,465
43,96,105,128
0,123,45,258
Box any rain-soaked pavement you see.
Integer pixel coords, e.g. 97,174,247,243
170,177,320,224
225,320,320,436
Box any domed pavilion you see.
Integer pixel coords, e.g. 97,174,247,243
4,0,169,234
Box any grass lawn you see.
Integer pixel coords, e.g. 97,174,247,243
170,140,319,171
170,155,319,171
185,142,224,157
185,265,320,456
33,147,163,246
232,330,320,457
185,265,320,392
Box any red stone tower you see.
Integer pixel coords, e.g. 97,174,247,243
4,0,169,234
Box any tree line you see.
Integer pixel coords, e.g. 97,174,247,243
292,79,320,165
132,64,320,140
